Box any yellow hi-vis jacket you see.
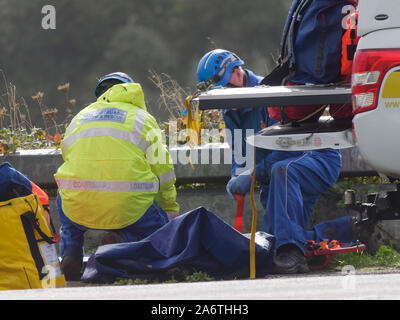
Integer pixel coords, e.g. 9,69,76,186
54,83,179,229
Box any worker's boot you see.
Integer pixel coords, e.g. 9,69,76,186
60,255,83,281
274,243,309,274
101,232,124,245
352,217,383,255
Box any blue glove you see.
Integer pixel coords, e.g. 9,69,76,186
226,171,253,200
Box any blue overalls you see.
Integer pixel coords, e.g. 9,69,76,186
261,149,354,254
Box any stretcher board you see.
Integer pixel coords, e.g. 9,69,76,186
194,84,354,151
246,117,356,151
194,84,351,110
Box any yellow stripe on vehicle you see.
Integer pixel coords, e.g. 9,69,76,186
381,71,400,99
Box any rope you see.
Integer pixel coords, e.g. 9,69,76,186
295,104,327,123
285,102,349,145
249,146,257,279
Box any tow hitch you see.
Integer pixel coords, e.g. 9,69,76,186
344,184,400,223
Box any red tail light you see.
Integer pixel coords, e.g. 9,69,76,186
352,49,400,114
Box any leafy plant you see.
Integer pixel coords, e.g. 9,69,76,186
113,278,151,286
184,270,215,282
111,270,215,286
0,75,76,155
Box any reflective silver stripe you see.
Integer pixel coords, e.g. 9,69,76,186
62,127,148,151
158,170,176,184
66,114,78,134
56,178,159,192
62,109,149,152
132,109,148,150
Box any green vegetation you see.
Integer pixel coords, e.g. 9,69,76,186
0,77,76,154
113,270,215,286
0,128,47,153
333,244,400,270
184,271,215,282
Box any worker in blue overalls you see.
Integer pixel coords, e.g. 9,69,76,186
256,111,380,273
197,49,380,274
197,49,276,209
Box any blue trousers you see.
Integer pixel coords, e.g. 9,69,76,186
56,195,169,260
261,149,354,254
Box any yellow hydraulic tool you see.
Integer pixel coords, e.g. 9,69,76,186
184,93,205,169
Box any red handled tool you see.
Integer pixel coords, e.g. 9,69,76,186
306,239,366,270
234,194,245,233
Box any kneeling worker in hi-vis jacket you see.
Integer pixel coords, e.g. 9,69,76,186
54,72,179,281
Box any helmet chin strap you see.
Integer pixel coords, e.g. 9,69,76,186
242,68,248,87
226,83,241,88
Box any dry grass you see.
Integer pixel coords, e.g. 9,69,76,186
148,70,226,146
0,71,33,133
148,70,189,120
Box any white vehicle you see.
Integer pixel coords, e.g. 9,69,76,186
345,0,400,225
352,0,400,179
198,84,355,151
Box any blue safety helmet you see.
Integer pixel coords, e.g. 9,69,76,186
197,49,244,89
94,72,134,98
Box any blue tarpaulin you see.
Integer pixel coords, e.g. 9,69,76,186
81,207,276,283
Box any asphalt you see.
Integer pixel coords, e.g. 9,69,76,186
1,269,399,300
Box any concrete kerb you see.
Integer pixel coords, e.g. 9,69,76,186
0,144,376,187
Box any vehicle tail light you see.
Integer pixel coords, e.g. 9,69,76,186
352,49,400,114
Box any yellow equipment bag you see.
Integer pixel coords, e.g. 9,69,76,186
0,193,66,290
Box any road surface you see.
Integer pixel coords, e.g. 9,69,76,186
1,270,399,300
